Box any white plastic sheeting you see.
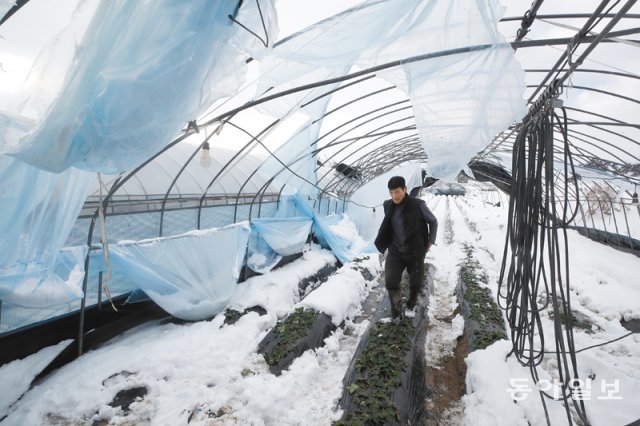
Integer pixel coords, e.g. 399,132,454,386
0,0,276,313
246,217,312,273
90,145,276,199
256,117,324,198
277,193,365,264
0,245,86,308
0,0,526,322
109,223,250,321
0,156,94,307
254,0,525,178
1,0,276,174
251,217,312,256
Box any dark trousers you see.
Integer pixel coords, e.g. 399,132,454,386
385,250,425,310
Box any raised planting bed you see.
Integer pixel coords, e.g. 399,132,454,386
337,266,432,425
222,306,267,326
256,256,379,376
457,244,507,352
257,307,335,375
298,262,340,297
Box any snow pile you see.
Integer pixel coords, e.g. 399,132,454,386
0,340,71,417
300,256,381,325
227,247,336,317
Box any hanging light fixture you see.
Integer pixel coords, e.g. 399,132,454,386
199,121,224,168
632,184,639,205
199,124,212,168
200,140,212,168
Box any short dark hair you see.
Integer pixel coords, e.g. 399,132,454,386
387,176,406,190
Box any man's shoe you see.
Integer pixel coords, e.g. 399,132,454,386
389,289,403,319
404,307,416,319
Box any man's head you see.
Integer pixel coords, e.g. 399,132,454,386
388,176,407,204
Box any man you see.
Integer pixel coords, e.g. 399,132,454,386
374,176,438,319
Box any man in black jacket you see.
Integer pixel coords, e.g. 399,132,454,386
374,176,438,319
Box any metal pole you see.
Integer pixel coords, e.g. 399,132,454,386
621,200,632,246
608,198,623,246
98,271,103,311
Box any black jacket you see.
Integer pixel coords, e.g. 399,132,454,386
374,195,430,259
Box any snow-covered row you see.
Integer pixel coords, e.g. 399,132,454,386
427,183,640,426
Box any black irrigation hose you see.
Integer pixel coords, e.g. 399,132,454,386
497,99,592,426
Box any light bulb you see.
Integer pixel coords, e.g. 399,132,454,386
200,142,212,168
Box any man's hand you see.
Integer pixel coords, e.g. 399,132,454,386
427,242,433,252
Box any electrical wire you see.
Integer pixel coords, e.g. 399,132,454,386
223,120,384,210
497,95,592,425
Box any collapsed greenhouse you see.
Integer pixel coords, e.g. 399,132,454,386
0,0,639,425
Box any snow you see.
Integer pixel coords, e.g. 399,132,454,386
423,182,640,426
299,255,381,325
227,246,337,317
2,182,639,425
0,339,71,417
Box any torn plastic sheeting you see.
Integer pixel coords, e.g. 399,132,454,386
246,231,282,275
313,214,355,264
1,0,277,173
251,217,312,256
246,217,311,274
0,156,95,307
108,222,250,321
277,193,357,264
255,0,524,179
404,44,525,179
0,245,87,308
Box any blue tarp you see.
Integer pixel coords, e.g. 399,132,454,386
247,217,312,273
109,222,250,321
277,193,361,264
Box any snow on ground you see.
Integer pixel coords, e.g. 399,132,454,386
424,182,640,426
0,247,382,425
424,195,467,367
0,340,71,417
2,182,639,425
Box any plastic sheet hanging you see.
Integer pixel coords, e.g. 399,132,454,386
0,155,95,307
276,193,364,264
254,0,525,179
0,245,87,308
252,217,312,255
1,0,277,174
108,222,251,321
247,217,312,273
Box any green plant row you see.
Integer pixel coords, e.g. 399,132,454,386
337,318,414,425
460,244,507,350
262,307,319,367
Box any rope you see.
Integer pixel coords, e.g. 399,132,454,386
97,173,117,312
